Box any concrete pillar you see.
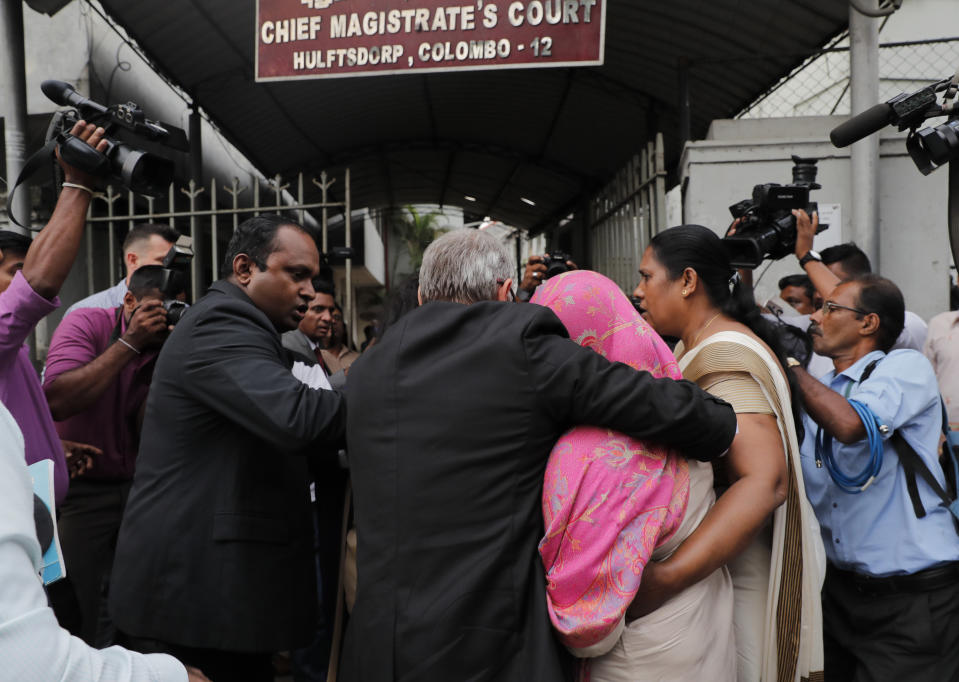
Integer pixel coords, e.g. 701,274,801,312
849,0,881,270
0,0,31,233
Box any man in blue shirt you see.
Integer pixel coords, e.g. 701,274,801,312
791,273,959,681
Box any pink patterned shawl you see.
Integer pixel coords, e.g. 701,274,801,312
531,271,690,650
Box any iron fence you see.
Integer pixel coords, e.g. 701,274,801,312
588,133,666,293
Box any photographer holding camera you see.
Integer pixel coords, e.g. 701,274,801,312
43,264,179,646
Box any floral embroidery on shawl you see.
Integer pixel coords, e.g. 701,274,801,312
532,271,689,650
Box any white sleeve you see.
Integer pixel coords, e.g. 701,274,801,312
0,404,187,682
893,310,928,352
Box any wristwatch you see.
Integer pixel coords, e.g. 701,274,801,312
798,250,822,268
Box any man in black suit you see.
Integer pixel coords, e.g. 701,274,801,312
109,214,345,682
342,229,738,682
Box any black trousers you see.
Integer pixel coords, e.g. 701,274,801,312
51,478,131,645
823,564,959,682
120,633,273,682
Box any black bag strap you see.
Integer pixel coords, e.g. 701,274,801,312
890,433,948,518
889,404,959,525
859,358,881,383
857,354,959,529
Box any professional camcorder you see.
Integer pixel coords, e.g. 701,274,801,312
41,80,189,196
829,77,959,175
722,156,829,269
159,235,193,325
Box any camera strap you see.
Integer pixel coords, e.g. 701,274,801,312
5,138,59,230
5,134,109,230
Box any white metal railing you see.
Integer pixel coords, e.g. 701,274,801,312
82,169,353,326
588,133,666,293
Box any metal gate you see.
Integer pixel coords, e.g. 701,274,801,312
81,168,354,331
588,133,666,293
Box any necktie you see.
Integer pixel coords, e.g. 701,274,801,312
314,346,329,375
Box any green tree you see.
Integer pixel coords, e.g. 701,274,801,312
396,205,443,270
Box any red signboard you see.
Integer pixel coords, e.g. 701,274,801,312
255,0,605,81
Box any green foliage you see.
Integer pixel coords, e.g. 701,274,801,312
396,205,443,270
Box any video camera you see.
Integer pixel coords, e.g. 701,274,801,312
41,80,189,196
829,77,959,175
158,235,193,325
723,156,829,269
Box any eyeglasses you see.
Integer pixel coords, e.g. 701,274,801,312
822,301,869,317
495,278,516,302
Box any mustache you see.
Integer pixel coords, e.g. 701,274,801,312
807,322,823,336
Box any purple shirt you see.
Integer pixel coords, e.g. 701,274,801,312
44,307,157,481
0,271,67,505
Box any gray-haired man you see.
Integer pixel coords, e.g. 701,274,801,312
341,228,738,682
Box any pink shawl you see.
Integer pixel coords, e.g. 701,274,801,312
531,271,690,650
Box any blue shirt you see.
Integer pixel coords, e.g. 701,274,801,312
800,349,959,576
65,279,127,316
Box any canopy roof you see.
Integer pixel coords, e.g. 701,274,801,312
96,0,848,229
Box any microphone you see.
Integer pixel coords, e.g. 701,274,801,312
40,80,107,115
829,103,893,148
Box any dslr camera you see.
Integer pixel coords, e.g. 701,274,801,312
723,156,829,269
41,80,189,197
158,236,193,325
543,252,573,279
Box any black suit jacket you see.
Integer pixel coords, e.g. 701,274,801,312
109,280,345,652
341,301,736,682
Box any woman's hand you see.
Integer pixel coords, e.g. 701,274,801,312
626,560,680,621
626,412,787,616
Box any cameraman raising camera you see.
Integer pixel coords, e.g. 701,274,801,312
0,119,210,681
793,209,926,352
0,120,108,505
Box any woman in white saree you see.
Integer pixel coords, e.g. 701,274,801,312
594,225,825,682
